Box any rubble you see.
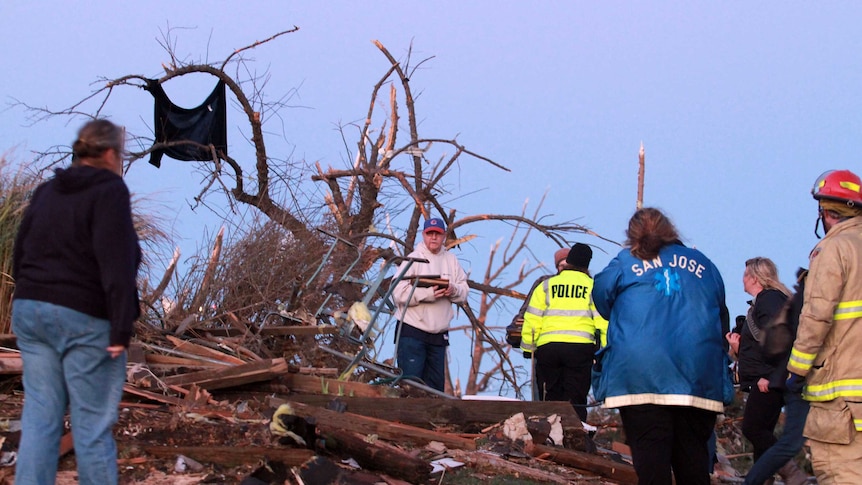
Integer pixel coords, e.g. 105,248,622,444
0,322,647,485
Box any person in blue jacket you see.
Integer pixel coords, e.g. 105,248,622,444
592,207,731,485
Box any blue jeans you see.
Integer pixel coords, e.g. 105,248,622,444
12,299,127,485
743,389,810,485
397,336,446,391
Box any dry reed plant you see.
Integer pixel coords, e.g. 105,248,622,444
0,156,41,333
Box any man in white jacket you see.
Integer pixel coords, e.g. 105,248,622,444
392,217,469,392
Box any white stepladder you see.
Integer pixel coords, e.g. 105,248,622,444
301,231,455,398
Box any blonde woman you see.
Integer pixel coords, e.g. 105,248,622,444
726,258,804,484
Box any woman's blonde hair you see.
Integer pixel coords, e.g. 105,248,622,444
745,257,791,296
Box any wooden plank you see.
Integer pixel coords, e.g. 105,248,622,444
280,394,582,430
127,342,146,364
530,443,638,485
123,384,185,407
279,372,401,398
269,399,476,451
145,353,221,367
317,427,431,483
291,366,339,376
59,432,74,457
162,358,288,390
145,364,219,374
448,449,573,484
0,354,21,375
258,325,338,336
224,311,251,335
165,335,246,365
118,402,164,410
138,445,315,467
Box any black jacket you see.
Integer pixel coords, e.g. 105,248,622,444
737,288,788,389
13,166,141,347
763,269,807,389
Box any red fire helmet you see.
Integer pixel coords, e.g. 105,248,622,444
812,169,862,206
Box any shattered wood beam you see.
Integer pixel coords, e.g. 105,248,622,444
186,226,224,322
289,366,339,376
531,443,639,485
258,325,338,336
0,353,22,374
269,399,476,451
278,372,401,398
223,311,251,335
145,364,221,374
280,395,582,430
141,342,232,366
165,335,246,365
169,384,220,407
123,384,186,407
162,358,288,390
144,246,179,308
317,426,432,484
144,354,221,368
59,431,74,457
447,449,575,484
138,445,314,468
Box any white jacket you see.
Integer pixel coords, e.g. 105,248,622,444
392,242,469,334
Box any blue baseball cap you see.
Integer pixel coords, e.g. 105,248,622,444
423,218,446,234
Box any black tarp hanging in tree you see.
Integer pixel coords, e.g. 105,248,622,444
145,79,228,168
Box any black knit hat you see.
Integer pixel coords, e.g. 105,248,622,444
566,243,593,268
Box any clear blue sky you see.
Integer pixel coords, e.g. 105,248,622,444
3,2,860,393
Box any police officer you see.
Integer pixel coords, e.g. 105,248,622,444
505,247,569,348
521,243,606,423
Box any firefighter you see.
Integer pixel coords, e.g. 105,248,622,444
520,243,606,423
787,169,862,483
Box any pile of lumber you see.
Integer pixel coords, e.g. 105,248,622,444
0,328,642,484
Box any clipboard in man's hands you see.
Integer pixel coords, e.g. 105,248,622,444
411,275,449,288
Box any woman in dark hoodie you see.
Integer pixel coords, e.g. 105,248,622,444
12,119,140,485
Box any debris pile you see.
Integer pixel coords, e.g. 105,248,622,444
0,316,648,484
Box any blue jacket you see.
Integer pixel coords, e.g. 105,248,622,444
592,243,732,412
